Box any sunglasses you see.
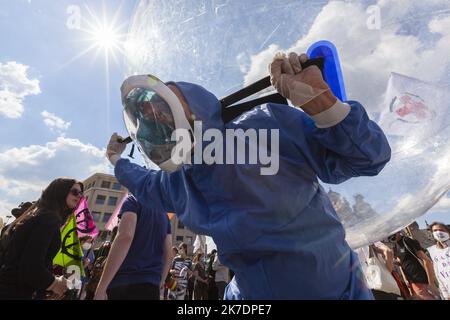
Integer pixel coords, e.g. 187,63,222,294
70,188,83,197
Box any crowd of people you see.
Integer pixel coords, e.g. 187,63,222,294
356,223,450,300
0,183,231,300
0,177,449,300
162,244,231,301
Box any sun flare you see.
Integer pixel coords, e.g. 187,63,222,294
92,25,121,51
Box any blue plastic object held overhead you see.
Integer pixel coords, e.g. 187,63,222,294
308,40,347,102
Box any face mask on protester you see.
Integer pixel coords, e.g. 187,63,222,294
121,75,194,172
433,231,450,242
82,242,92,251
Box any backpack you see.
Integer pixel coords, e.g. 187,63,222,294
0,224,12,267
84,242,112,299
0,211,37,268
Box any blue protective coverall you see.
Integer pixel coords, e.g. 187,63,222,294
114,82,391,299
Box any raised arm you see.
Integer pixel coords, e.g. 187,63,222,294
106,133,175,213
269,53,391,184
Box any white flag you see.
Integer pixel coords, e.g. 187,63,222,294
193,234,205,254
205,236,217,254
379,72,450,143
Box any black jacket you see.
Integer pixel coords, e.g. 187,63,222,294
0,210,61,299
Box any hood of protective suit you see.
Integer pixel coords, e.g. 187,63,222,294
169,81,224,131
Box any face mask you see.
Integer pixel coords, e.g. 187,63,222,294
433,231,450,242
82,243,92,251
136,119,178,168
121,75,194,172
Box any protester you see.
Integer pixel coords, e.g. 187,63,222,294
168,242,192,300
80,236,95,273
1,202,34,237
171,246,179,256
427,222,450,300
392,231,440,299
0,178,83,299
192,252,208,300
206,250,218,300
94,195,172,300
356,241,402,300
106,50,391,299
84,240,112,300
77,236,95,299
162,246,180,300
212,251,229,300
186,269,195,300
11,202,34,219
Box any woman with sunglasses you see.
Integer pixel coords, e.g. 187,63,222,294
0,178,84,299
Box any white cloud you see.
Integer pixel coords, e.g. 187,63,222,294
0,61,40,118
0,137,111,219
243,44,280,87
41,110,71,133
0,91,25,118
243,1,450,110
429,194,450,212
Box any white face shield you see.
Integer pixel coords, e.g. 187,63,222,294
121,75,194,172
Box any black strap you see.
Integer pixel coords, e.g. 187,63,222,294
402,237,425,270
220,57,325,108
220,77,273,108
128,144,135,159
222,93,287,123
220,57,325,123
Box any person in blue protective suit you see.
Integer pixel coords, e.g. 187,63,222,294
106,52,391,299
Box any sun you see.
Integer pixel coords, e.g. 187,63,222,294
60,3,129,135
62,4,128,69
87,14,127,56
91,24,121,52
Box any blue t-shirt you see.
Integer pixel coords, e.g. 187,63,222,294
109,195,171,288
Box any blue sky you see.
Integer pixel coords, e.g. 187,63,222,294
0,0,136,148
0,0,137,219
0,0,449,239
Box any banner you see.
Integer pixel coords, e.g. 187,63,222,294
105,195,176,231
53,213,85,277
378,72,450,149
105,194,128,231
193,235,206,254
75,197,99,239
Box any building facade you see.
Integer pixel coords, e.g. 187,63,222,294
83,173,128,232
169,216,196,255
405,222,436,249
